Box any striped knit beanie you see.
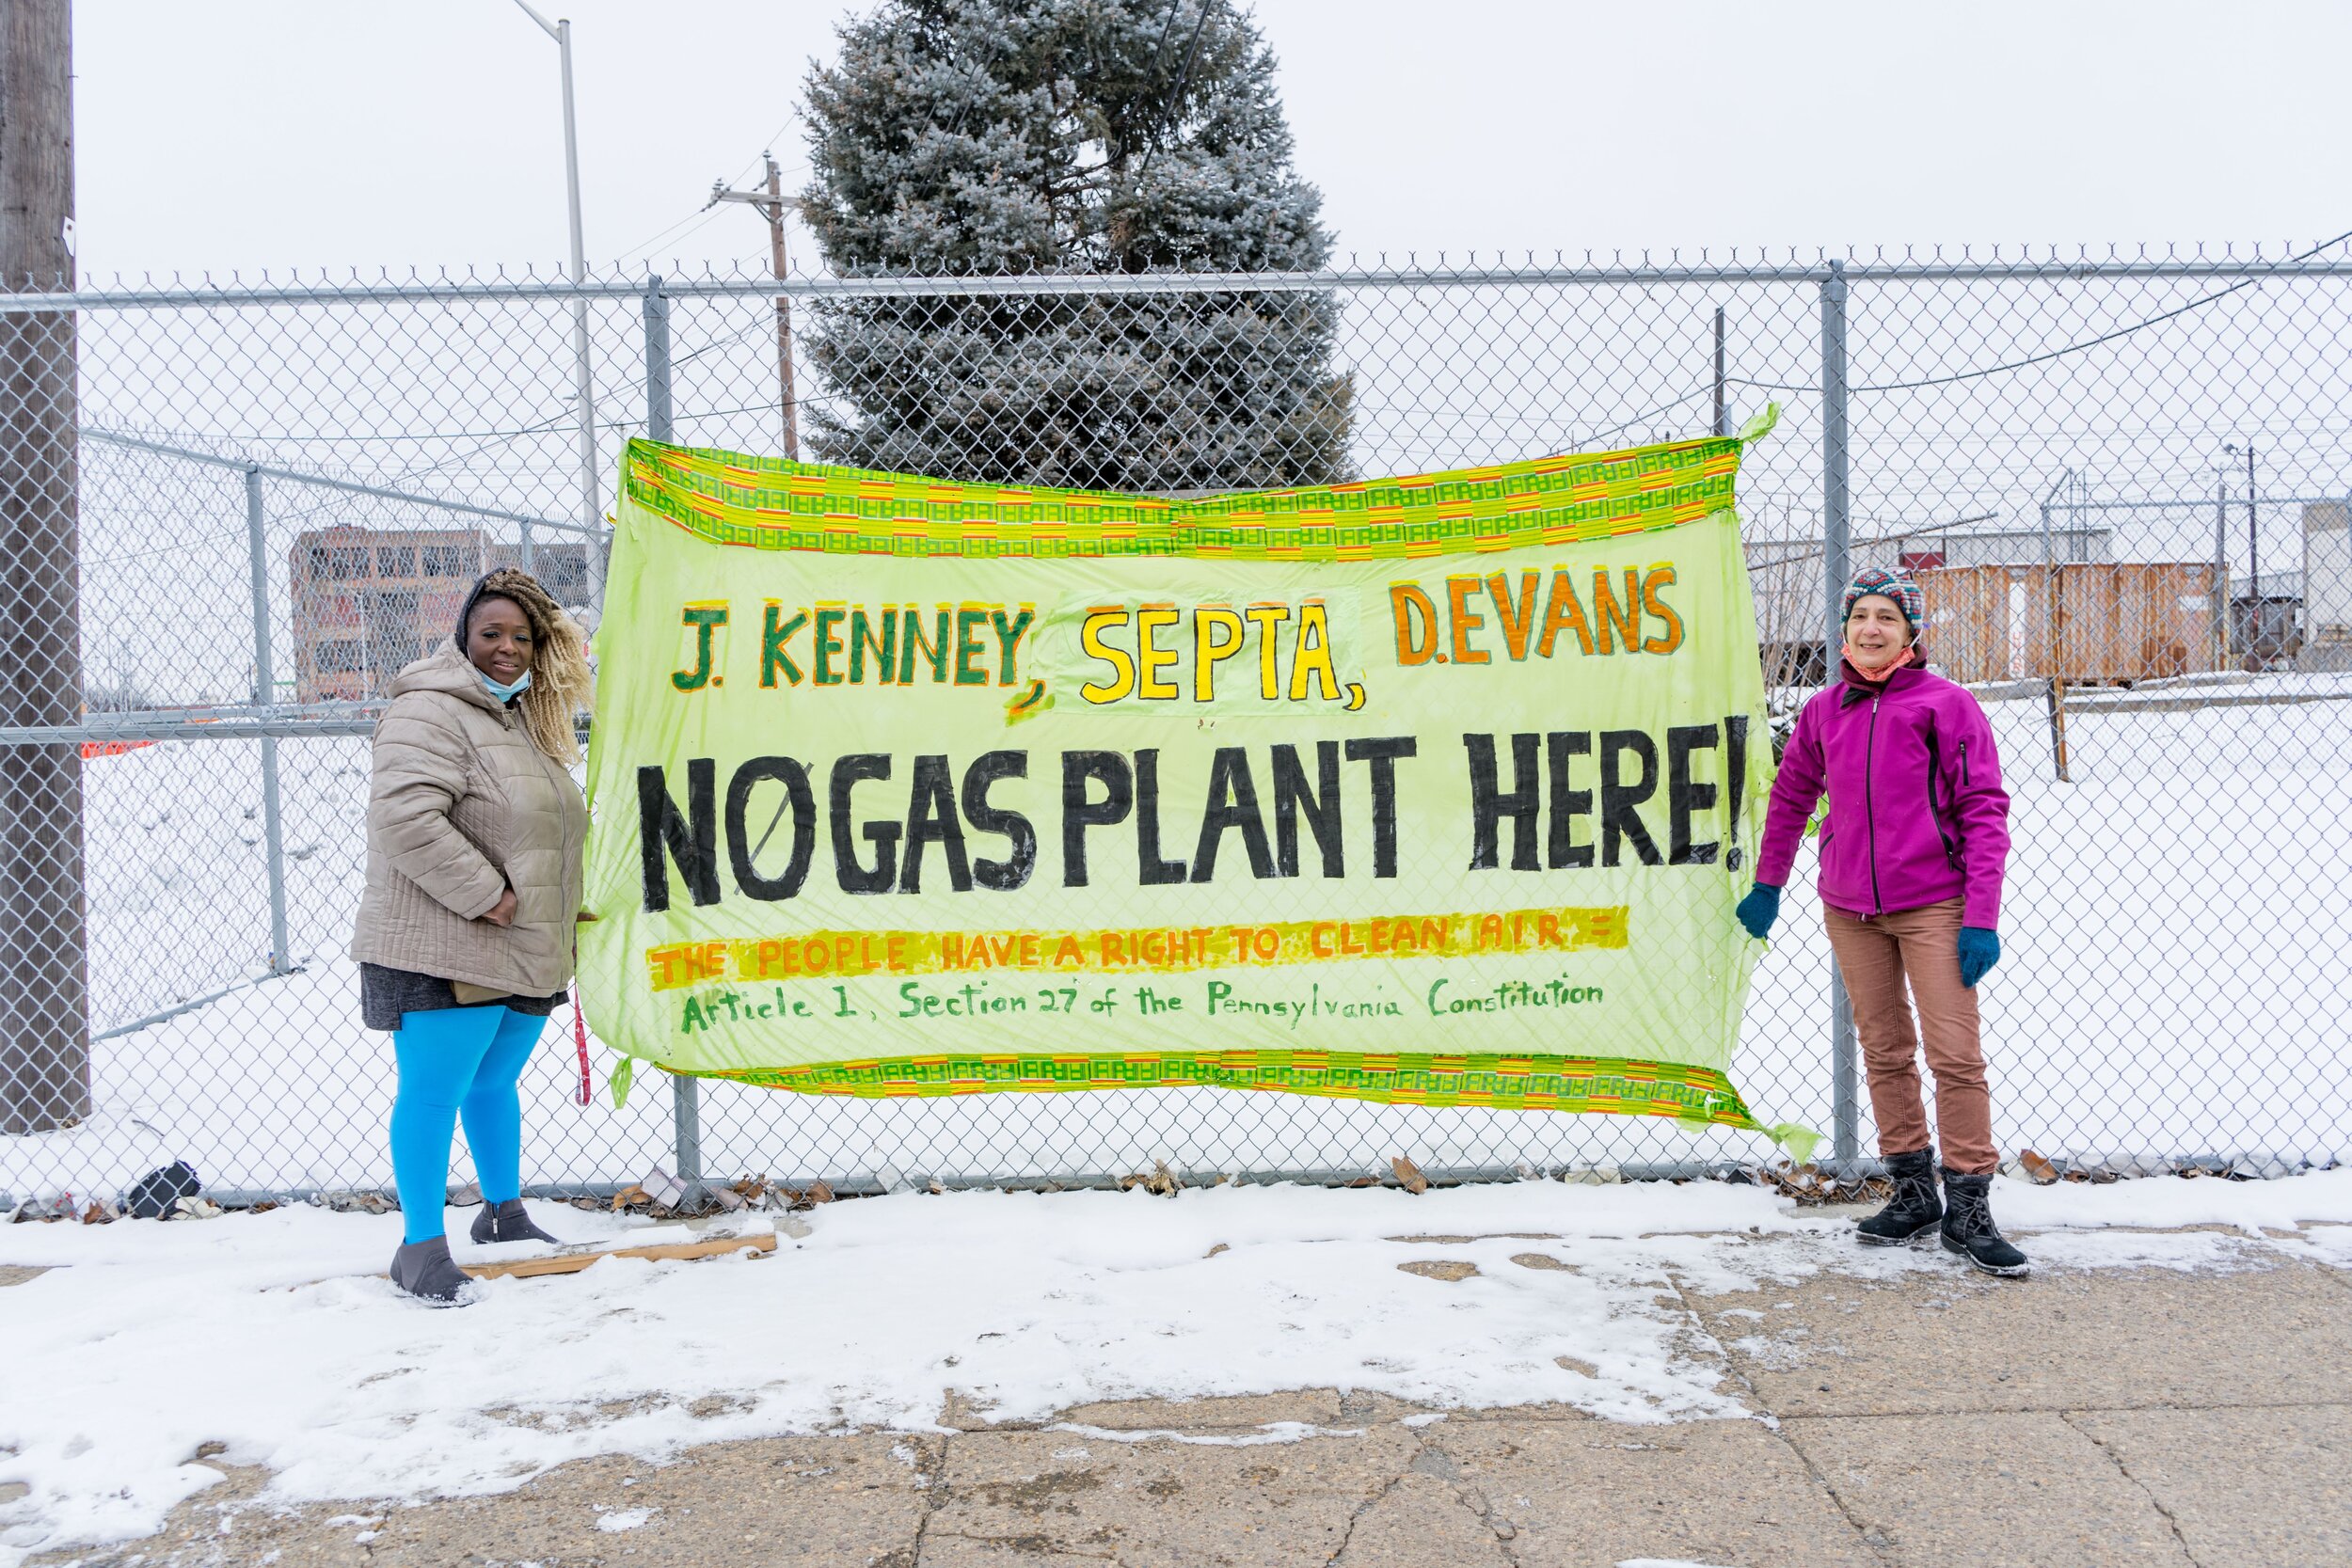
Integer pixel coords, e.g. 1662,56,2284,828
1842,566,1925,627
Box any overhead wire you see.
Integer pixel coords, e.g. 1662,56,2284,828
1727,229,2352,395
611,119,808,263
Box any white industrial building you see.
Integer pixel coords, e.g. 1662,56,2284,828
2300,501,2352,669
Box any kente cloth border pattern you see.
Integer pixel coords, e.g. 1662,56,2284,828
682,1051,1764,1129
625,433,1739,520
621,436,1743,562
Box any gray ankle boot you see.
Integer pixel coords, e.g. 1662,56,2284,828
470,1197,563,1246
389,1234,478,1305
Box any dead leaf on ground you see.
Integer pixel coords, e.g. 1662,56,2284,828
807,1180,834,1205
1391,1156,1429,1195
2018,1149,2061,1185
611,1184,650,1212
1119,1160,1180,1196
1749,1162,1890,1206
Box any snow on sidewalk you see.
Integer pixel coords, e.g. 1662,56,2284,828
3,1171,2350,1564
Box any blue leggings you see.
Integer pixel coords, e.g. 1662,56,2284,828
389,1006,546,1243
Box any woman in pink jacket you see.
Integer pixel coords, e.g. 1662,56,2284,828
1739,567,2026,1277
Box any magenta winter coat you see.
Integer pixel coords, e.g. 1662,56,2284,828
1756,659,2011,927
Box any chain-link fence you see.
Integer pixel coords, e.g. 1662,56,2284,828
2,247,2347,1206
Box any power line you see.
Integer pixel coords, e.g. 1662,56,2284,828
1728,228,2352,395
612,125,807,261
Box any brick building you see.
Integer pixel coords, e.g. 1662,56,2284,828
290,529,587,701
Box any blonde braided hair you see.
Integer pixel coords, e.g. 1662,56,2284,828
458,567,593,766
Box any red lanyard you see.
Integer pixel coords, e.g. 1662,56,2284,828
571,986,592,1107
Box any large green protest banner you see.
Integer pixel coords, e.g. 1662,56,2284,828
580,426,1799,1145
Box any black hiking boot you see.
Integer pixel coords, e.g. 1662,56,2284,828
470,1198,564,1246
1940,1169,2030,1277
1856,1148,1943,1246
389,1235,479,1305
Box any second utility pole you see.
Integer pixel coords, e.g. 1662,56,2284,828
707,153,801,460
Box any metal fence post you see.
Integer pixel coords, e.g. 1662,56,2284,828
2214,473,2231,666
571,296,601,616
1712,305,1730,438
642,276,702,1200
644,276,673,440
243,465,292,975
1820,259,1860,1169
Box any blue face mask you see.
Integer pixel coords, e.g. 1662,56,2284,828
479,668,532,703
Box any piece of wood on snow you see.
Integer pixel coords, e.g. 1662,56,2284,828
462,1231,777,1280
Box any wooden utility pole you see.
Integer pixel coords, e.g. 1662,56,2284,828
707,153,801,459
0,0,87,1133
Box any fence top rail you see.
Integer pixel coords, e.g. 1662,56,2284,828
0,702,387,746
6,254,2352,311
0,704,610,746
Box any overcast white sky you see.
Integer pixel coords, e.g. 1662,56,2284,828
73,0,2350,279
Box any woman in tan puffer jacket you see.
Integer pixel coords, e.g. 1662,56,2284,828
350,568,592,1303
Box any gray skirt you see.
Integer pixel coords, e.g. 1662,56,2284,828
359,962,566,1034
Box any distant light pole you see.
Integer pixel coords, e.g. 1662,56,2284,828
2224,441,2262,583
707,153,804,460
2246,443,2258,589
511,0,602,610
2225,441,2262,662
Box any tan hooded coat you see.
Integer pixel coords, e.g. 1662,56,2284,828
348,640,587,996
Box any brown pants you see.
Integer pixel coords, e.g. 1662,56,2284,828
1822,896,1997,1175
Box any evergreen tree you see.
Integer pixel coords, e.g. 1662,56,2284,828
798,0,1352,490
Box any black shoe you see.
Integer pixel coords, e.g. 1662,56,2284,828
390,1235,479,1305
1856,1148,1943,1246
1940,1169,2030,1277
469,1197,564,1246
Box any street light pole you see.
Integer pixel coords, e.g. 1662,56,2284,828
707,153,803,460
512,0,603,612
2226,441,2262,664
2246,442,2259,593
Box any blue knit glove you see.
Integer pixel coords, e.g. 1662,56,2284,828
1735,883,1781,941
1958,926,2000,989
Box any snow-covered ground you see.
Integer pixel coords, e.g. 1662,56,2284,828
2,681,2347,1203
2,1171,2349,1564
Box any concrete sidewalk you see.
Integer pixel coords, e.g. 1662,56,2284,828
28,1221,2352,1568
